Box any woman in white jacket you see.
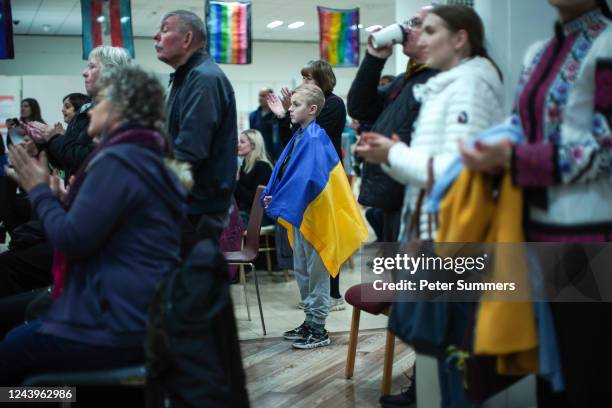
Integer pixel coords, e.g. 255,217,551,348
357,5,503,407
357,5,505,242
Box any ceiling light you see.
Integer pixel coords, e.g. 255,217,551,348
120,16,130,23
42,24,51,32
96,15,105,23
287,21,304,29
267,20,283,29
365,25,383,32
358,24,363,29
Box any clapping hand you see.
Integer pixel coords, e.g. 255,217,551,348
355,132,399,164
49,171,72,202
26,121,58,143
53,122,65,136
280,88,292,111
4,145,50,193
266,92,287,119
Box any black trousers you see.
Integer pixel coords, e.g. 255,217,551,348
0,242,53,298
382,209,401,242
0,176,31,234
0,242,53,338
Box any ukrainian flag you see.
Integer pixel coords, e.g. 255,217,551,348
263,121,368,277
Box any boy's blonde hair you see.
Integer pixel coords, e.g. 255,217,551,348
292,84,325,117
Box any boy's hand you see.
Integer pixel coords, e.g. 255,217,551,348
264,195,272,208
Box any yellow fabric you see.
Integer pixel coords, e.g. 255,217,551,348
281,163,368,278
436,169,538,375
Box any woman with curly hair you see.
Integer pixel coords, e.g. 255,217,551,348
0,65,188,384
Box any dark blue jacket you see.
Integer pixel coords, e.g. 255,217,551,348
166,49,237,215
29,142,186,348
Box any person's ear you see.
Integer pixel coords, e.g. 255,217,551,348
454,29,468,53
309,104,318,115
183,31,194,49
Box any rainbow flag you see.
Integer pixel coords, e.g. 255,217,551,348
263,121,368,277
0,0,14,60
207,1,252,65
81,0,134,60
318,6,360,67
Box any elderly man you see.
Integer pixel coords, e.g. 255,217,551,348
154,10,237,251
249,87,280,159
348,7,437,244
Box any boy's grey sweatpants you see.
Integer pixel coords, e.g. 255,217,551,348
293,228,330,327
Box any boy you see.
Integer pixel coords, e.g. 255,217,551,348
263,84,367,349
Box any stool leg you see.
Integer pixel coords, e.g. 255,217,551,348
284,269,290,282
345,307,360,379
381,328,395,395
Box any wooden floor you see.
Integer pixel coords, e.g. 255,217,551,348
241,329,415,408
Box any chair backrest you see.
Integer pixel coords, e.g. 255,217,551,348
242,185,266,260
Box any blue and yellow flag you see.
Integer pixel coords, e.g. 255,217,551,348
263,121,368,277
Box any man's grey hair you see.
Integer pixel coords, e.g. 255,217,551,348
89,46,131,70
162,10,207,48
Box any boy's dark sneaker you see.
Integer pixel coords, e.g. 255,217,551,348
283,322,310,341
292,328,331,349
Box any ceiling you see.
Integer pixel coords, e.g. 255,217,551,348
11,0,397,42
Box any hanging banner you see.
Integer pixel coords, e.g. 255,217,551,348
0,0,14,60
318,6,360,67
207,1,252,65
81,0,135,60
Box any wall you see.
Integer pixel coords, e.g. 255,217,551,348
475,0,557,110
0,36,397,127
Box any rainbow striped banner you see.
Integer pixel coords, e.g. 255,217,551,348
318,6,360,67
81,0,134,60
0,0,14,60
207,1,252,65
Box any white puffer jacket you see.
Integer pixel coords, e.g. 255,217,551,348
382,56,505,240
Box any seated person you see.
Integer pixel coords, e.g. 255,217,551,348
235,129,273,226
0,65,187,385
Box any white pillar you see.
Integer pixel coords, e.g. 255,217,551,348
475,0,557,111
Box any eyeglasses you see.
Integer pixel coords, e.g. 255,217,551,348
405,17,423,29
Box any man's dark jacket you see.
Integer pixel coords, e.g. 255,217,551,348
167,49,237,215
347,53,437,210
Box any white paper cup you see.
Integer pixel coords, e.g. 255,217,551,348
371,24,405,49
